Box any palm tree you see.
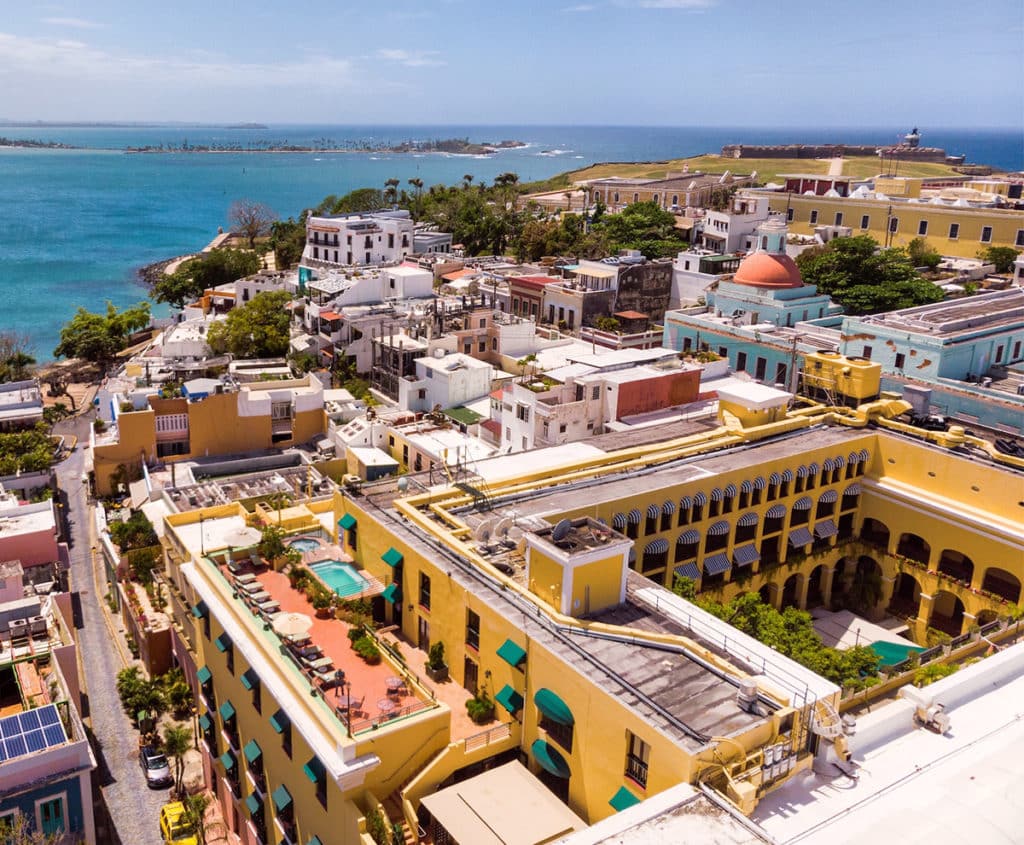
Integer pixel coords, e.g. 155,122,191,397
462,174,473,189
383,178,400,206
163,723,193,797
183,792,212,845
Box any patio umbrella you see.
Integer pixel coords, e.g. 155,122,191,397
224,525,262,548
273,612,313,639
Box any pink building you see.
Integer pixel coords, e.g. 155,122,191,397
0,497,59,571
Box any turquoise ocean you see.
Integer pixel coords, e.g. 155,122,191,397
0,123,1020,357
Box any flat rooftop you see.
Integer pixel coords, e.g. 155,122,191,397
850,288,1023,338
0,502,56,539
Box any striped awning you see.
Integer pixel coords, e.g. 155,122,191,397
703,553,731,576
833,454,846,467
793,496,812,510
612,513,627,529
733,544,760,567
753,476,766,489
815,520,838,539
644,538,669,555
788,527,813,547
781,469,794,482
796,465,809,478
679,495,692,510
646,503,661,519
708,520,730,536
692,491,708,506
843,483,862,496
677,529,700,544
674,562,700,580
818,489,838,504
710,487,724,501
822,457,837,471
737,511,759,527
724,483,737,497
662,500,676,515
848,450,861,464
740,479,753,493
858,448,870,461
627,509,642,524
766,504,787,519
808,462,820,475
769,472,782,485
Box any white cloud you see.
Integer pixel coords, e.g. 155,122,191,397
563,3,597,11
376,48,445,68
632,0,715,7
40,16,105,29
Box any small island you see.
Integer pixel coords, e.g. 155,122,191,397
0,136,76,149
124,137,526,155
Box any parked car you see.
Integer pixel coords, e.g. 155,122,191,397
159,802,197,845
140,745,173,789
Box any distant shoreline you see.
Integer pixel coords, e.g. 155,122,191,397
124,139,528,156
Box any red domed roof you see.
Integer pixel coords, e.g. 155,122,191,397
733,252,803,289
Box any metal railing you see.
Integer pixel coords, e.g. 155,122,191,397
625,754,649,788
464,722,511,752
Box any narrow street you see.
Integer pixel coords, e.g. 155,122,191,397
55,413,169,845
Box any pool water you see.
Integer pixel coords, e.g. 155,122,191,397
289,538,321,553
311,560,369,598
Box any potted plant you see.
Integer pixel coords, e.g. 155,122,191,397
312,593,332,618
425,642,448,682
465,693,495,725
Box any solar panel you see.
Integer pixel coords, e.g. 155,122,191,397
43,724,65,746
37,707,59,726
26,729,46,752
5,735,26,758
20,710,41,731
1,719,19,739
0,705,66,763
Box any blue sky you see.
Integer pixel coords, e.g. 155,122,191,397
0,0,1021,127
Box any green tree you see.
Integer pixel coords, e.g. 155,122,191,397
269,218,307,269
980,246,1020,274
163,722,194,797
906,237,941,270
0,812,61,845
319,188,386,214
182,793,211,845
153,249,262,309
795,235,943,315
53,301,150,366
595,201,685,258
0,331,36,383
207,290,292,359
109,510,159,551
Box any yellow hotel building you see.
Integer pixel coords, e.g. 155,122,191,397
158,361,1024,844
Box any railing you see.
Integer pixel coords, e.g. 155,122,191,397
625,754,649,788
347,699,438,735
464,721,511,752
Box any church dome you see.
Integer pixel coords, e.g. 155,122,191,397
733,252,803,289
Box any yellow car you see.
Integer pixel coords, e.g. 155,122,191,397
159,802,198,845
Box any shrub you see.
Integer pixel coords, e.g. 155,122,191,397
353,637,381,665
427,642,446,670
347,626,366,647
366,806,389,845
465,694,495,725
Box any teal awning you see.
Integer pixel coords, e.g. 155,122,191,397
219,750,236,771
191,601,208,618
338,513,356,530
272,784,293,812
382,583,401,604
495,684,524,714
245,794,262,815
243,739,262,764
534,688,574,726
196,665,212,684
215,633,232,653
382,547,403,567
270,710,289,733
308,838,323,845
496,638,526,668
303,756,326,784
219,700,235,722
198,714,211,732
609,785,641,811
240,669,259,691
531,739,570,779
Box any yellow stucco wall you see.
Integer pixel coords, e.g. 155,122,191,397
569,555,625,618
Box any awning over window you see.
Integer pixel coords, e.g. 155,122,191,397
270,710,290,734
644,538,669,555
304,756,326,784
674,562,700,581
609,785,641,811
244,739,262,764
382,547,403,567
191,601,208,619
627,509,642,524
843,483,862,496
815,520,838,539
534,688,574,726
788,527,813,547
710,487,723,502
733,544,760,567
382,583,401,604
197,665,212,685
272,784,293,812
661,500,676,515
496,684,524,714
818,489,838,504
677,529,700,544
497,638,527,668
703,553,730,576
793,497,812,510
612,513,626,529
198,714,211,732
692,491,708,506
737,511,759,527
740,479,753,493
531,739,571,779
707,521,730,536
308,838,323,845
245,794,262,815
219,750,236,771
215,633,232,653
766,504,787,519
219,700,235,722
338,513,356,530
240,669,259,691
723,483,737,497
646,503,660,519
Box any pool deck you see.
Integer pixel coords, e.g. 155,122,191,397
292,539,385,602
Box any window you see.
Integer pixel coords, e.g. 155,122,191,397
419,572,431,610
466,610,480,650
863,345,872,359
918,220,928,236
775,362,788,386
809,210,819,224
36,796,66,837
895,352,905,369
1014,341,1021,360
786,207,794,222
981,226,993,243
516,404,529,422
736,351,748,372
860,214,870,230
889,217,899,233
949,222,959,239
835,212,844,226
1016,230,1024,247
540,715,573,752
995,345,1004,363
591,386,600,401
625,732,650,789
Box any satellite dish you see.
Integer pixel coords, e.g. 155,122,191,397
552,518,573,544
494,517,513,540
397,477,409,492
474,519,495,543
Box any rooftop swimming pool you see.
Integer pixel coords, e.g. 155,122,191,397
289,537,321,553
310,560,369,598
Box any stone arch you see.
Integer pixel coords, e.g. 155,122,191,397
806,564,827,608
846,556,884,615
981,566,1021,604
861,518,890,549
930,590,966,636
937,550,973,585
781,573,804,610
830,557,850,607
759,582,779,609
889,571,922,619
896,532,931,566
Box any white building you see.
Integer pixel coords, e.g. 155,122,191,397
695,194,770,254
302,210,415,267
398,352,494,413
